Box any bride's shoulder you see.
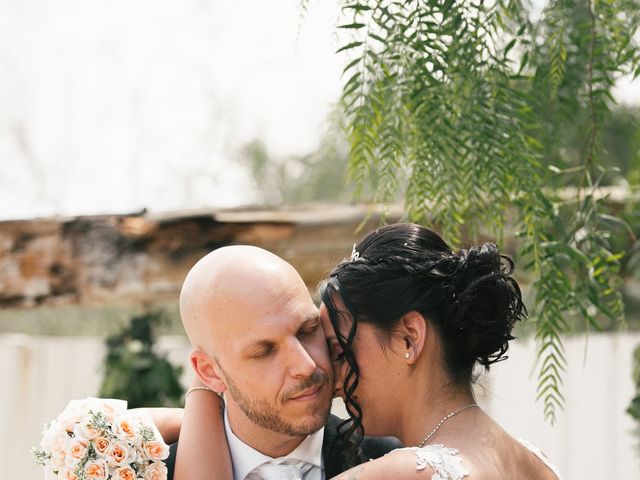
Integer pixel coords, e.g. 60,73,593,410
332,444,468,480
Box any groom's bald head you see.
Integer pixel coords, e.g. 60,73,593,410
179,245,310,354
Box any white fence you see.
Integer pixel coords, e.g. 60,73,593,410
2,332,639,479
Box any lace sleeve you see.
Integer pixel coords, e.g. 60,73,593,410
393,445,469,480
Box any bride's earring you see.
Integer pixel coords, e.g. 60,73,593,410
404,351,410,359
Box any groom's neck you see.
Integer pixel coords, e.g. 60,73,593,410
227,405,306,458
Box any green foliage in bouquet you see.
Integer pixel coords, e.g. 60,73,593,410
99,311,183,408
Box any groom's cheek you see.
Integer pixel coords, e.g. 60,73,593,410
317,344,338,395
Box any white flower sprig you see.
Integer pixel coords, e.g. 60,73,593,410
32,397,169,480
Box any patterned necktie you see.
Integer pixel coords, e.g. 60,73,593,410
245,458,315,480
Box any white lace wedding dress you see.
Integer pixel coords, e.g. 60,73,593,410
393,440,561,480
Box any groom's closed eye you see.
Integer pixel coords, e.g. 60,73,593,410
248,342,276,359
297,322,320,339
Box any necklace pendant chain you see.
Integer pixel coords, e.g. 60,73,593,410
418,403,478,448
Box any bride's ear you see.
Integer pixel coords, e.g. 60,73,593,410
190,350,227,394
398,311,427,364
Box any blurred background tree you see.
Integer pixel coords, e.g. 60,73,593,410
99,310,183,408
240,113,355,204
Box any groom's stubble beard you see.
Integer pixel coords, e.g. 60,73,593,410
220,365,332,437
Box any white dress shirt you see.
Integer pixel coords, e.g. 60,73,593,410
224,409,325,480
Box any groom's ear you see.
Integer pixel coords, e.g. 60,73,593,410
190,349,227,394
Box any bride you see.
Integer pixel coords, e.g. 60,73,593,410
170,223,561,479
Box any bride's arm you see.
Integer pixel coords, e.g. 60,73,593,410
174,380,233,480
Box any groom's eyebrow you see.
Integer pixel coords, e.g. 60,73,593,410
242,334,275,350
299,312,320,328
241,313,320,354
247,316,319,344
296,318,320,338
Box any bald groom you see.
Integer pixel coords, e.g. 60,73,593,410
166,246,400,479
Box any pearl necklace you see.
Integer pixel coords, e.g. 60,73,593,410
418,403,479,448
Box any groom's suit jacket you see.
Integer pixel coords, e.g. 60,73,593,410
164,414,402,479
321,414,402,477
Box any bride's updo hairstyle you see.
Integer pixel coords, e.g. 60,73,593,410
319,223,526,457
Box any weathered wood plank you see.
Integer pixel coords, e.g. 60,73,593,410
0,205,402,307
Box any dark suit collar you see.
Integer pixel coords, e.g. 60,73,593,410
322,415,344,478
322,414,367,478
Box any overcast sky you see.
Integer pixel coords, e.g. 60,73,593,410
0,0,344,220
0,1,638,221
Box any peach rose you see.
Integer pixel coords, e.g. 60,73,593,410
58,466,79,480
67,439,87,462
93,437,111,457
144,461,168,480
113,466,137,480
50,451,66,470
75,419,102,440
108,440,131,467
114,415,141,443
95,398,127,422
64,440,87,469
143,441,169,461
84,459,108,480
42,426,69,458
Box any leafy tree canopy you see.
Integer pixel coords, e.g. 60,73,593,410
329,0,639,423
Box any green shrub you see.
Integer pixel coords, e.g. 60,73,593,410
99,310,183,408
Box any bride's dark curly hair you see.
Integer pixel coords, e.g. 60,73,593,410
319,223,526,464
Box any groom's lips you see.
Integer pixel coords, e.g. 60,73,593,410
289,384,323,402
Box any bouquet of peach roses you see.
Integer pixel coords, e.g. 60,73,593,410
32,398,169,480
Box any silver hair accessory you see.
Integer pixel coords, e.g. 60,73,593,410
350,243,360,261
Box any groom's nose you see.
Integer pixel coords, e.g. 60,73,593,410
286,339,317,378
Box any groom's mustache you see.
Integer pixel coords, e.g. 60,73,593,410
283,371,330,401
